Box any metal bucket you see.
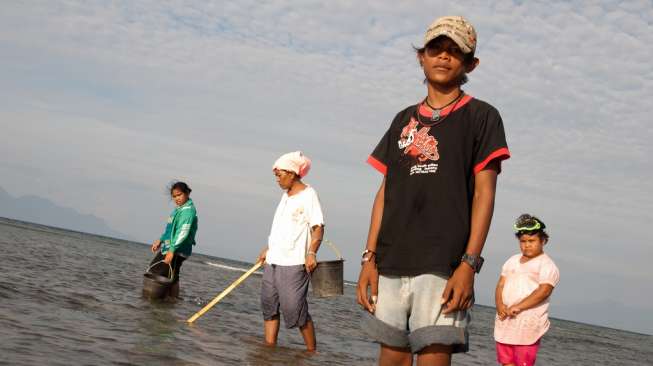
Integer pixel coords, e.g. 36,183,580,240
310,240,344,297
142,260,174,300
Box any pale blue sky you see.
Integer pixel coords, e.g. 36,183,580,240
0,1,651,334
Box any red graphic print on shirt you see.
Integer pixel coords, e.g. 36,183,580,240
397,118,440,174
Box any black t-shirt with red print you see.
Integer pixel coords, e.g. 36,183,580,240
367,95,510,277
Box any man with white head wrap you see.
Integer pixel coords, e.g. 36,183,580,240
257,151,325,351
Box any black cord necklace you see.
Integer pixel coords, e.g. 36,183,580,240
417,91,465,126
423,91,464,122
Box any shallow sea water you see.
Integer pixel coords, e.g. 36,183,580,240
1,218,651,365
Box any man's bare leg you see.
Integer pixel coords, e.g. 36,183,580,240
379,344,412,366
416,344,452,366
264,316,280,346
299,319,316,351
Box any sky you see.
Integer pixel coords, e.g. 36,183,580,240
0,1,651,334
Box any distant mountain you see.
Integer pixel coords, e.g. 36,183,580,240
0,186,127,239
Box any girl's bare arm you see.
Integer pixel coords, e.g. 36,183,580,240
495,276,508,319
508,284,555,316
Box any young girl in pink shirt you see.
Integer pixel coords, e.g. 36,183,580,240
494,214,560,366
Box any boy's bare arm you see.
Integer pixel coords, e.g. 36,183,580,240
442,160,499,313
508,284,555,316
365,177,385,254
466,159,500,258
357,177,385,312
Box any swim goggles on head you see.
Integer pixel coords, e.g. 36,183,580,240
513,220,542,233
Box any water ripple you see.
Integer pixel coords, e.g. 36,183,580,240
0,220,650,365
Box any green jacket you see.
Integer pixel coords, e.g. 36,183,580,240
160,198,198,257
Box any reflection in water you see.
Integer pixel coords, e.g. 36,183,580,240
244,340,316,366
128,303,182,364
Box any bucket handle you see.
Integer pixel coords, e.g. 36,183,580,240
322,239,343,260
145,260,175,280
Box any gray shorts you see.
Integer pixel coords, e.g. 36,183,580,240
361,273,470,353
261,263,311,329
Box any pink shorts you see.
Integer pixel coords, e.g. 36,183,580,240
496,340,540,366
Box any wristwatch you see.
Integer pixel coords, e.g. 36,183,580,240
461,253,484,273
361,249,376,265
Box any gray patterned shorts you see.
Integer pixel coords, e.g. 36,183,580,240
261,263,311,329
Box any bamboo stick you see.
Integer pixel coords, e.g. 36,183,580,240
187,261,263,324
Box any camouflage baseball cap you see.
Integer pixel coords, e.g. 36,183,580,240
423,16,477,54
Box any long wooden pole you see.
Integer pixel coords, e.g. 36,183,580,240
187,261,263,324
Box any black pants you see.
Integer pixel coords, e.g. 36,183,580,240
149,251,186,283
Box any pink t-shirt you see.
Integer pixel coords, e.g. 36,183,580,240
494,253,560,345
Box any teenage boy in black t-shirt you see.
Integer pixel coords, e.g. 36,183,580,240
357,16,510,366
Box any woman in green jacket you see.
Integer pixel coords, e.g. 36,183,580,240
150,181,198,298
